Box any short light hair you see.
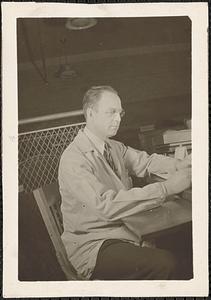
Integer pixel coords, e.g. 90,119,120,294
82,85,118,119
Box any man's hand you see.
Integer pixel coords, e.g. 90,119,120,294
176,153,192,170
163,168,191,196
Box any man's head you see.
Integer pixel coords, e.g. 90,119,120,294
83,86,125,140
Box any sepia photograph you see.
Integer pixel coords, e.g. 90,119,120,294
2,2,208,298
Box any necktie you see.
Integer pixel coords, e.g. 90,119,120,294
103,142,119,177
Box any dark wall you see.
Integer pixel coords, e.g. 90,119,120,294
18,17,191,133
18,49,191,133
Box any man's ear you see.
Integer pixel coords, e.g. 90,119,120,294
86,107,93,119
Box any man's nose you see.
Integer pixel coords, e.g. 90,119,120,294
114,112,121,123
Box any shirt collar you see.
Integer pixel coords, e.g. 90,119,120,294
84,126,105,155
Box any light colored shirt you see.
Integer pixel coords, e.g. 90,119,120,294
58,129,178,279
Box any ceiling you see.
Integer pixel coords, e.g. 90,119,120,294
17,16,191,65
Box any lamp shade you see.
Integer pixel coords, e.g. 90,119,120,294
65,18,97,30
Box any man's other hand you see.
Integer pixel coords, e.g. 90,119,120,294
176,153,192,170
163,168,191,196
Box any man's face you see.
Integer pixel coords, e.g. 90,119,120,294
89,91,124,140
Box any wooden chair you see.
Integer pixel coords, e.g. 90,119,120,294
33,182,85,280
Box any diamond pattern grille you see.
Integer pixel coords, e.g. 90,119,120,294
19,123,85,193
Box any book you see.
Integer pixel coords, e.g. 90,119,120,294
163,129,191,144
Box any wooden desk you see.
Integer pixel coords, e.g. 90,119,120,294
123,195,192,239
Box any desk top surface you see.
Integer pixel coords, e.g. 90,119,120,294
123,194,192,239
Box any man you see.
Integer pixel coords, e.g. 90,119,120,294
58,86,191,280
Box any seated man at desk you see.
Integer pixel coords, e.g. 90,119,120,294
58,86,191,280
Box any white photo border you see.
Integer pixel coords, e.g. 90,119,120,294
2,2,209,297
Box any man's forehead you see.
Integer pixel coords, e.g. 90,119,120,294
98,91,122,108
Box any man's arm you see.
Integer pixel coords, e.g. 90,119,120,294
121,144,191,177
59,156,191,222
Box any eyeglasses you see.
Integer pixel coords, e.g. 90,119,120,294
105,109,125,118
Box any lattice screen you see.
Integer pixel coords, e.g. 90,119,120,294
19,122,85,193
